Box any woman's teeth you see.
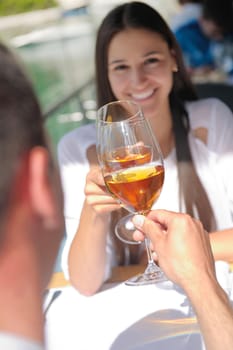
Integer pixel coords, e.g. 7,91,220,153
132,90,154,100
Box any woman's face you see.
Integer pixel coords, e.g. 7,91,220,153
107,28,177,120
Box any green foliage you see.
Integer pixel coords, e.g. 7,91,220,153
0,0,57,16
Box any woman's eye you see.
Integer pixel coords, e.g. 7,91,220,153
145,57,159,65
114,64,128,71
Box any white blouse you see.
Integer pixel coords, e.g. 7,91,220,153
58,98,233,280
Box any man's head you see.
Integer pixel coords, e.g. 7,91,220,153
0,43,46,215
0,43,64,288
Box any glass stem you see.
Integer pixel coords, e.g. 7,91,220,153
144,237,162,276
145,237,154,264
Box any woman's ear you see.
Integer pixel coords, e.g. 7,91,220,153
28,146,63,228
171,49,178,72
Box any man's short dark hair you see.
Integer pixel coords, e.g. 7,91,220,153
0,43,46,215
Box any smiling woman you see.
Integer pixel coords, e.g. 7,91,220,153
57,1,233,297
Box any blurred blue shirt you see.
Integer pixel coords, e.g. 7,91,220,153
175,20,214,69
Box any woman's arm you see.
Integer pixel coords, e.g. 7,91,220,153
57,128,120,295
68,166,121,296
210,228,233,262
69,200,111,296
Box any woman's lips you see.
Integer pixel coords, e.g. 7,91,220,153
131,89,155,101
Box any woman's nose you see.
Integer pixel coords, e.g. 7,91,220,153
130,68,147,86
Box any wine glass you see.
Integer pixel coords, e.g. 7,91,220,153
96,100,167,286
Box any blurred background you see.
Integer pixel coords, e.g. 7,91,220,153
0,0,179,149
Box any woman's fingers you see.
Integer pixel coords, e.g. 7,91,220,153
84,166,121,214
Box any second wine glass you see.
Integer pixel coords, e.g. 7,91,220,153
96,100,166,286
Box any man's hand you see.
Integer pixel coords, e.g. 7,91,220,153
132,210,216,293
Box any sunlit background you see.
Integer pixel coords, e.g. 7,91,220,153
0,0,179,148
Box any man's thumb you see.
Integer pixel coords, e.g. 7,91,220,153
133,215,154,239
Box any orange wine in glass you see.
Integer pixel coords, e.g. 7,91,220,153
96,100,166,285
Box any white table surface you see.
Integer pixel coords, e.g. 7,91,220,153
45,261,233,350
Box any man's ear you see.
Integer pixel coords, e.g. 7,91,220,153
28,147,60,223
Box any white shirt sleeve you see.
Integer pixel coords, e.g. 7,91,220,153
188,98,233,228
188,97,233,153
0,333,43,350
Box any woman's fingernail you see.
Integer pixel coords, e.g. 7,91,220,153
133,215,145,228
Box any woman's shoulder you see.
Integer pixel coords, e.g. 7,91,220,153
186,98,233,129
59,122,95,143
58,123,96,149
57,122,96,161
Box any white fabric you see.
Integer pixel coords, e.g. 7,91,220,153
45,262,233,350
46,283,204,350
58,98,233,279
170,4,202,32
0,333,43,350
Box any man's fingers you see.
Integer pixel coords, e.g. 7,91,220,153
146,209,180,228
133,229,145,241
132,214,164,241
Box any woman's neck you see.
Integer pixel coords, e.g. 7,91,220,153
148,107,174,158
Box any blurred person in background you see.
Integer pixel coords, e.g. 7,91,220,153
0,42,64,349
174,0,233,82
58,1,233,297
171,0,204,32
200,0,233,83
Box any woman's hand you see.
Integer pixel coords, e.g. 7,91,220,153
85,166,121,216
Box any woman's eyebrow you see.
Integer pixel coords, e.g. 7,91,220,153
143,50,161,57
108,58,126,66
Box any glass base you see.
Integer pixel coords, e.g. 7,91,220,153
125,264,167,286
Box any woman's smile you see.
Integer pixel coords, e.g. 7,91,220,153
131,89,155,102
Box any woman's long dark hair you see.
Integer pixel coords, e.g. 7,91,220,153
95,1,216,264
